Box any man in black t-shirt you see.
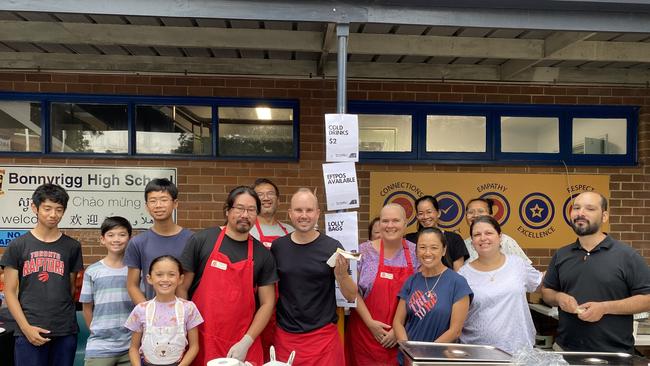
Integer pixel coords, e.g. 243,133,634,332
178,186,277,365
542,191,650,353
270,188,357,366
0,184,83,366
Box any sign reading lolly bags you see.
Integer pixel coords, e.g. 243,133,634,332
325,211,359,307
370,172,609,249
323,162,360,211
325,113,359,162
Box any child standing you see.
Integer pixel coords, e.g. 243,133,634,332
0,183,84,366
79,216,134,365
125,255,202,366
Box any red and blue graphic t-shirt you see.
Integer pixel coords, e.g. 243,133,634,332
398,270,473,342
0,231,83,337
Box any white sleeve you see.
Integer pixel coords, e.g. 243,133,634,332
521,258,543,293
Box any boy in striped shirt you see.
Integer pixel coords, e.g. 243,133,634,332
79,217,134,366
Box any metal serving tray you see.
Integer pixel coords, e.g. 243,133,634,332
399,341,512,363
553,351,649,366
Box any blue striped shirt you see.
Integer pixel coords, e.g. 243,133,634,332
79,260,133,358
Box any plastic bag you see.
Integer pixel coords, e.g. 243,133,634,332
512,347,569,366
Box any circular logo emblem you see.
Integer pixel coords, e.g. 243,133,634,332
563,193,581,227
383,191,418,226
479,192,511,226
519,192,555,230
433,191,465,229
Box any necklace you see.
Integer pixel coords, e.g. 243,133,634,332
424,269,445,295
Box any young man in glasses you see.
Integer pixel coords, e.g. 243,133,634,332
123,178,193,304
250,178,295,249
179,186,277,366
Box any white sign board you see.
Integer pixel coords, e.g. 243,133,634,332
0,166,177,229
325,211,359,308
322,162,359,211
325,113,359,162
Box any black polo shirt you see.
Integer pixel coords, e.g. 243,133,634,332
544,235,650,353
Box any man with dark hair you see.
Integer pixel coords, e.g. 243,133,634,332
542,191,650,353
250,178,294,248
462,197,530,263
1,183,83,366
124,178,192,303
179,186,277,366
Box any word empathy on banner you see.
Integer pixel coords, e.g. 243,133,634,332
325,211,359,307
370,172,609,249
0,166,177,229
322,162,360,211
325,113,359,163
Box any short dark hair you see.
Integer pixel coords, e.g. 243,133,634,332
469,215,502,237
598,193,608,211
149,255,184,275
224,186,261,216
145,178,178,201
252,178,280,196
32,184,69,210
368,217,380,240
100,216,133,237
466,198,493,215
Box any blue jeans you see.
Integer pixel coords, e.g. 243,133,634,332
14,334,77,366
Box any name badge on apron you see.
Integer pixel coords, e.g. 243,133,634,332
211,260,228,270
379,272,394,280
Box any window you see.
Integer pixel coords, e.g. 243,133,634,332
500,116,559,153
0,92,299,161
136,105,212,155
51,103,128,153
218,106,295,158
0,101,41,152
427,115,486,152
349,101,637,165
358,114,412,152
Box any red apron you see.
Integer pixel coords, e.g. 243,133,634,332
191,228,263,366
255,219,289,362
275,323,345,366
346,239,414,366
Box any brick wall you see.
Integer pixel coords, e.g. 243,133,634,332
0,71,648,269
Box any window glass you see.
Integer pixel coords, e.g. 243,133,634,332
218,106,294,157
572,118,627,155
358,114,411,152
426,115,486,152
0,101,41,152
51,103,128,153
501,116,559,153
136,105,212,155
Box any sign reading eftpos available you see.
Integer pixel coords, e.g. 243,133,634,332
0,166,177,230
325,113,359,162
322,162,360,211
325,211,359,308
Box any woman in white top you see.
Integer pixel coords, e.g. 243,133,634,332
458,215,543,354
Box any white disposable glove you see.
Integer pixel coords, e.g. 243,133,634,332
227,334,254,361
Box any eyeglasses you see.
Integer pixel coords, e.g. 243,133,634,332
256,191,277,199
147,198,173,206
230,205,258,215
416,209,437,217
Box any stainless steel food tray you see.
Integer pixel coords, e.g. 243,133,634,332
553,351,649,366
399,341,512,363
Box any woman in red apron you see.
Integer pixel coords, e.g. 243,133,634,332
254,219,289,362
346,203,419,366
191,228,264,366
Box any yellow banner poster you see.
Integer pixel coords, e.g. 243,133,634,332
370,172,610,248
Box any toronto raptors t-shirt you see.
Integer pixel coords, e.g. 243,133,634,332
0,231,83,337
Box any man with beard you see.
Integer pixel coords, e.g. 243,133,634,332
271,188,357,366
250,178,294,249
178,186,277,366
542,191,650,353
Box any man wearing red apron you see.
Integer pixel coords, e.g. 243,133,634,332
346,239,414,365
250,178,294,362
178,186,278,366
271,188,357,366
